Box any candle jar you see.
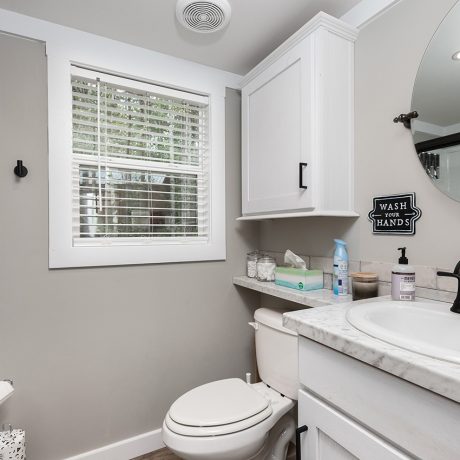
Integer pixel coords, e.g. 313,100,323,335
351,272,379,300
256,256,276,282
246,251,260,278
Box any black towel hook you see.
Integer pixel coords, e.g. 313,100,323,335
14,160,28,178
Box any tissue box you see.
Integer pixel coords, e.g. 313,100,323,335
275,267,323,291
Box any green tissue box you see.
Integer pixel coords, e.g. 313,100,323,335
275,267,324,291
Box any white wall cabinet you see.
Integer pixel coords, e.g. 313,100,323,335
240,13,358,220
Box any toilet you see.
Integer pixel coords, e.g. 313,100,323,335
162,308,299,460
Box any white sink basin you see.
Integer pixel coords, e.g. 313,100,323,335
346,300,460,364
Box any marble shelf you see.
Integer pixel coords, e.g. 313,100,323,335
233,275,352,308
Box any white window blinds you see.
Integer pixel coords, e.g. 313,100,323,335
71,67,209,245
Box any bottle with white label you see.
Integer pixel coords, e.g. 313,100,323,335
391,247,415,301
333,239,349,296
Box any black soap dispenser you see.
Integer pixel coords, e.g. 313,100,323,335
391,247,415,301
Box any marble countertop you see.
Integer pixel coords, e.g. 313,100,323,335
233,276,353,307
283,296,460,404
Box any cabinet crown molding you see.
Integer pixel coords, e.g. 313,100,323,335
240,11,358,87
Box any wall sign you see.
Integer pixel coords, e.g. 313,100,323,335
368,193,421,235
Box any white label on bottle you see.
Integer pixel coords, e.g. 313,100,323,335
400,275,415,293
334,261,349,295
338,262,348,270
400,281,415,291
392,273,415,300
338,277,348,295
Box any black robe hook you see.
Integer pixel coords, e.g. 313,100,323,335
14,160,28,178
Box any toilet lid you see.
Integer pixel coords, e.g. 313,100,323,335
169,378,270,427
165,405,273,437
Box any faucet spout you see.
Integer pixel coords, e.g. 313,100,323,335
437,264,460,313
454,260,460,275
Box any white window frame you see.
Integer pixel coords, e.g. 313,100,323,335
43,39,236,268
49,58,226,267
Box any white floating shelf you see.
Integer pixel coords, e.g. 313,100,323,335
233,276,353,308
237,211,359,221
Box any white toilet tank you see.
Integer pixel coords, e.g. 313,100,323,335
253,308,299,400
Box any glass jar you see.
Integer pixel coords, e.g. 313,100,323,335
246,251,260,278
351,272,379,300
256,256,276,282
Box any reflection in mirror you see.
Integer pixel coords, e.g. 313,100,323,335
411,0,460,201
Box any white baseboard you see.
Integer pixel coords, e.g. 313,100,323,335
64,428,164,460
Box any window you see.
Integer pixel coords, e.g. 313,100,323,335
71,67,209,246
47,43,230,267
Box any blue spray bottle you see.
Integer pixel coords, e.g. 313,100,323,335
333,239,349,296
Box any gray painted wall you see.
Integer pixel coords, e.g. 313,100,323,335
0,34,259,460
260,0,460,270
3,1,460,458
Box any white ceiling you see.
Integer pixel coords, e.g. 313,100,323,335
0,0,361,75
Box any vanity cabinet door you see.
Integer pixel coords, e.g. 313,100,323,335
298,389,410,460
241,38,314,216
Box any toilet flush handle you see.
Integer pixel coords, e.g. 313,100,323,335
248,322,259,330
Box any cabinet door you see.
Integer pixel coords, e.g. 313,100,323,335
298,390,410,460
242,39,314,215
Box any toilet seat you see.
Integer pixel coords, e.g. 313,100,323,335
166,378,273,437
165,405,273,436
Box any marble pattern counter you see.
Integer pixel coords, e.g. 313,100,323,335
283,296,460,403
233,276,352,307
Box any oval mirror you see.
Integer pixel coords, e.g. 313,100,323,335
411,1,460,201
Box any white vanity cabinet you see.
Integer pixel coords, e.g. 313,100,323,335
298,390,409,460
240,13,358,220
297,336,460,460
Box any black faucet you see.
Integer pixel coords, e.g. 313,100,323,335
437,261,460,313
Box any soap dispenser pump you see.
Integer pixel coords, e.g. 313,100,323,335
391,247,415,301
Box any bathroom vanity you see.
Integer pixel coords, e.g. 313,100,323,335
284,298,460,460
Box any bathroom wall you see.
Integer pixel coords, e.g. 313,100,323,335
260,0,460,270
0,34,258,460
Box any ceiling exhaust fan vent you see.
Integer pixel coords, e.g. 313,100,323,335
176,0,231,33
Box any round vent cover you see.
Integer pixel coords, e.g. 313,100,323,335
176,0,231,33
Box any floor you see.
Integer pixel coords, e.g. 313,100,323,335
132,448,181,459
133,444,296,459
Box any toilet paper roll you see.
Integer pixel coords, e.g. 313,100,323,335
0,429,26,460
0,381,14,405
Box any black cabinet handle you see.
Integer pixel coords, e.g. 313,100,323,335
299,162,308,189
296,425,308,460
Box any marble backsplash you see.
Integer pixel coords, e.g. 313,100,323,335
261,250,457,304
